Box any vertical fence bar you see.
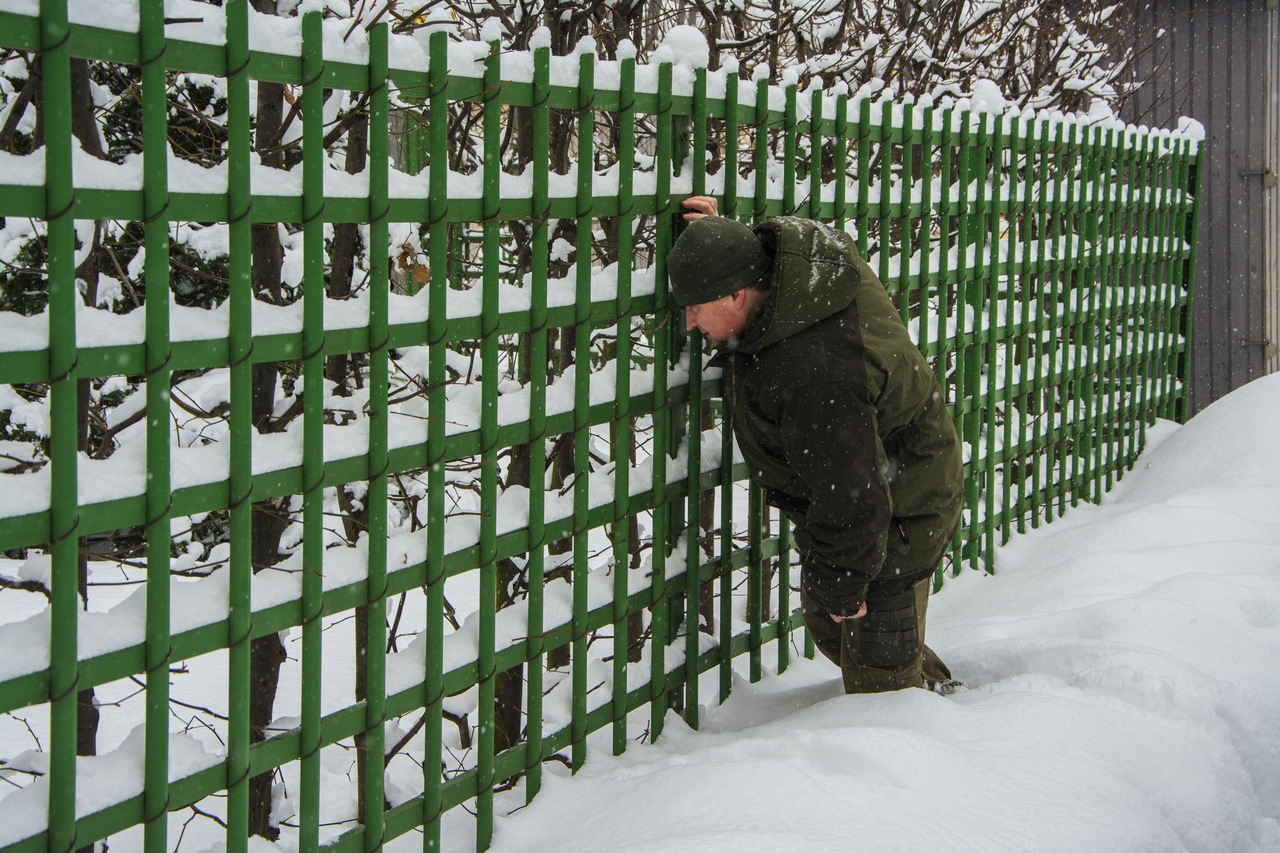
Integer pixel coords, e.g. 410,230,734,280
1162,138,1189,422
753,75,769,221
1100,127,1119,493
878,99,893,296
1081,124,1102,504
687,64,722,709
612,50,637,752
899,101,914,329
1124,128,1145,461
918,104,934,363
1154,137,1179,422
1116,128,1136,461
1015,116,1035,535
724,66,739,216
997,114,1016,542
935,109,954,380
141,0,172,846
718,399,733,702
663,63,688,715
1048,120,1067,520
937,108,963,568
298,13,325,851
808,88,823,219
957,110,981,569
41,0,79,841
1157,134,1172,432
693,67,707,200
980,112,998,564
423,29,450,852
683,286,703,729
363,21,391,853
834,91,849,230
1134,131,1159,459
1065,122,1085,510
1118,130,1136,478
524,40,552,804
680,65,707,731
224,0,253,846
782,80,797,214
1082,124,1104,497
474,36,502,851
570,50,595,769
1030,117,1050,528
649,58,674,743
855,97,872,259
747,482,762,683
776,514,792,673
1148,135,1172,426
719,62,739,706
1153,137,1172,420
1176,141,1204,423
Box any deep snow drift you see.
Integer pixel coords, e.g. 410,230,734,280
487,374,1280,853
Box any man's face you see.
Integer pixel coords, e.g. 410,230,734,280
684,292,748,345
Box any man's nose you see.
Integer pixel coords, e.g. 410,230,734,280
685,306,697,331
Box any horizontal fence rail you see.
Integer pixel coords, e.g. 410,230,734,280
0,4,1203,852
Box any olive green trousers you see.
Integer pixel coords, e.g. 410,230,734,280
802,575,952,694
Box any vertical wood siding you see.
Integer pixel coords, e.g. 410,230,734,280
1128,0,1279,413
1268,7,1280,383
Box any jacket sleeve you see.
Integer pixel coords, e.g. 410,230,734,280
776,381,890,616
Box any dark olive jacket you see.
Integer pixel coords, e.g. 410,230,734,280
716,217,963,616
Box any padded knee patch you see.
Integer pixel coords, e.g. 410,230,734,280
858,585,920,668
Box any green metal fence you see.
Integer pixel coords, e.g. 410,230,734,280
0,5,1202,852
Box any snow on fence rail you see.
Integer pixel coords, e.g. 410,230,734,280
0,2,1203,851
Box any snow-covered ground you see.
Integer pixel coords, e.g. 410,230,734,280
487,373,1280,853
3,374,1277,852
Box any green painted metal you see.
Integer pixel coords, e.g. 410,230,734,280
0,14,1204,852
224,0,253,847
39,0,78,848
141,0,171,850
571,49,595,773
364,22,392,853
524,41,551,806
423,29,449,853
612,49,638,758
475,37,501,852
648,58,674,746
300,15,325,851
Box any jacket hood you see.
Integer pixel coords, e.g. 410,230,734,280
735,217,861,355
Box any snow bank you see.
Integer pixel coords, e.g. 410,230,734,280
486,373,1280,853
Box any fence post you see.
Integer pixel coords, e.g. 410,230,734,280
611,45,638,756
649,56,675,740
362,21,392,852
40,0,82,842
141,0,173,846
524,40,552,804
423,28,450,851
225,0,254,845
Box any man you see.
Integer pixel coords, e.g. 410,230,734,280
668,196,964,694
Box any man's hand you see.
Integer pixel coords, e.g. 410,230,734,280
829,601,868,623
681,195,719,220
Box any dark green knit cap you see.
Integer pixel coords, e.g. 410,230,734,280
667,216,772,306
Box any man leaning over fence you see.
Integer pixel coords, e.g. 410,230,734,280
668,196,965,695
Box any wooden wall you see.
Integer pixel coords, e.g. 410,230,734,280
1125,0,1279,414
